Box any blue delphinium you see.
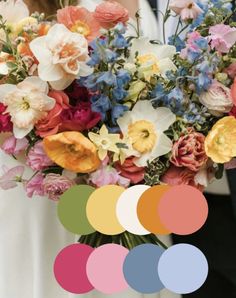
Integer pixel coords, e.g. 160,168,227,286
168,35,185,52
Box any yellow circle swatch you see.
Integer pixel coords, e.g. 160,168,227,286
86,185,126,235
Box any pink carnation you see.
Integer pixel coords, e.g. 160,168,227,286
25,173,45,198
43,173,75,201
171,129,208,172
94,1,129,29
26,141,53,171
161,165,204,191
1,136,28,155
169,0,203,21
209,24,236,54
35,90,70,138
0,103,13,133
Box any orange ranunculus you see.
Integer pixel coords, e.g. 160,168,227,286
43,132,101,173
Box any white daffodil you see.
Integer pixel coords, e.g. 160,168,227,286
30,24,93,90
117,100,176,167
125,37,177,80
0,76,55,139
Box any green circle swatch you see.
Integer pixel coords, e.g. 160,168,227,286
58,185,96,235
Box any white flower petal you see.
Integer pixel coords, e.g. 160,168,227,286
153,45,176,60
46,24,71,49
131,100,157,122
158,58,177,76
38,63,64,82
0,84,17,103
18,76,49,94
155,107,176,132
13,125,33,139
153,133,173,157
49,75,75,91
117,111,133,135
0,0,29,23
78,62,94,77
29,36,52,63
0,62,8,75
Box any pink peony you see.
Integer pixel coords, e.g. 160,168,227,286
35,90,70,138
57,6,101,42
169,0,203,21
26,141,53,171
161,165,204,191
94,1,129,29
171,129,208,172
209,24,236,54
43,173,75,201
89,157,130,188
60,101,101,132
1,136,28,155
25,173,45,198
115,157,145,184
0,103,13,133
0,165,25,190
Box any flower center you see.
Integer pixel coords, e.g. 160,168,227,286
21,97,30,110
137,54,159,73
71,21,90,37
188,3,194,9
128,120,157,153
59,43,80,59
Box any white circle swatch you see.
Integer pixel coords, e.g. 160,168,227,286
116,185,150,235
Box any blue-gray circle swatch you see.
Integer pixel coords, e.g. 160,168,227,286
123,244,165,294
158,244,208,294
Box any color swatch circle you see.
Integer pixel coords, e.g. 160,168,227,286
158,185,208,235
116,185,150,235
54,244,94,294
86,185,126,235
137,185,171,235
86,244,129,294
123,244,165,294
58,185,95,235
158,244,208,294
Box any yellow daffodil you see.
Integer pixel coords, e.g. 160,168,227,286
205,116,236,163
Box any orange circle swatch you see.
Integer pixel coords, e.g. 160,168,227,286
137,185,171,235
158,185,208,235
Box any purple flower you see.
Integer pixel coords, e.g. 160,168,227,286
43,174,75,201
0,165,25,190
25,173,45,198
1,136,28,155
26,141,53,171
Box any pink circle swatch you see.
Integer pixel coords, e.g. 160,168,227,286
158,185,208,235
54,244,94,294
86,244,129,294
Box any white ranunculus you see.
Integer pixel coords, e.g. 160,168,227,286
127,37,177,80
0,77,55,139
30,24,93,90
199,80,233,116
117,100,176,167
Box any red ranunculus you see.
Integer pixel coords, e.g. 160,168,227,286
0,103,13,133
231,77,236,105
60,101,101,132
115,157,145,184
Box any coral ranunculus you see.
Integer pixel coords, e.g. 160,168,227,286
43,132,101,173
115,157,145,184
205,116,236,163
231,77,236,106
57,6,101,42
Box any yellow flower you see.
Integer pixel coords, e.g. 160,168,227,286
43,132,101,173
125,80,146,105
88,125,120,160
205,116,236,163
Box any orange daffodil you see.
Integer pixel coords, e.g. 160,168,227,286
29,24,93,90
43,132,101,173
205,116,236,163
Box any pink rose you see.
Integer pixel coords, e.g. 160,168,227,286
60,101,101,132
209,24,236,54
35,90,70,138
224,62,236,79
94,1,129,29
0,103,13,133
115,157,145,184
161,166,204,191
169,0,203,21
1,136,28,155
25,173,45,198
26,141,53,171
171,129,208,172
43,173,75,201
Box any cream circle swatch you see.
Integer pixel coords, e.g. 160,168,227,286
116,185,150,235
86,185,126,235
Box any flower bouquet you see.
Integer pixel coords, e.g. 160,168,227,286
0,0,236,249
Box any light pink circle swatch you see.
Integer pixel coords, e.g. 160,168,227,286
54,244,94,294
158,185,208,235
86,244,129,294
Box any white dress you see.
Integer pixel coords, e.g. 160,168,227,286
0,1,180,298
